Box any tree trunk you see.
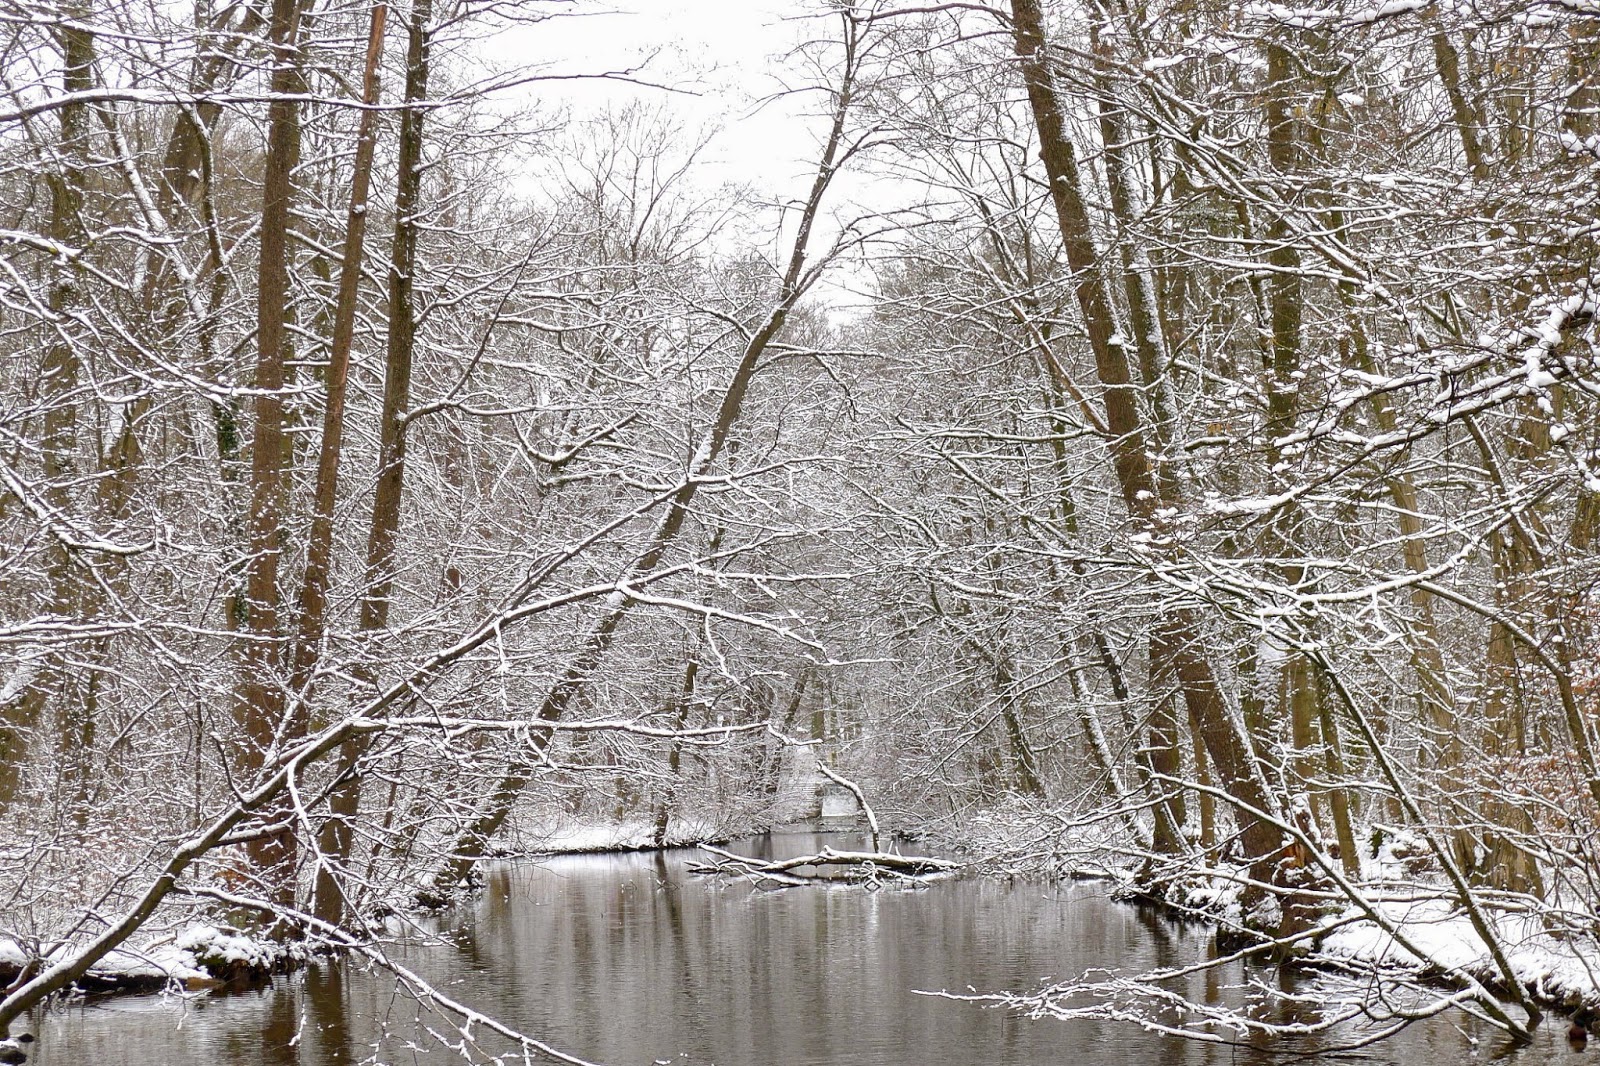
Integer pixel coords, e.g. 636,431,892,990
297,2,388,927
234,0,309,911
652,654,702,849
1257,39,1358,870
314,0,428,928
1430,26,1490,181
0,7,96,818
1008,0,1279,866
1089,23,1177,490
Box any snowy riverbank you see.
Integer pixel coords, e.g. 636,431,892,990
0,814,750,999
0,925,300,996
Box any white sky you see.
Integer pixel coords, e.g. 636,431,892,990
483,2,840,192
468,2,894,314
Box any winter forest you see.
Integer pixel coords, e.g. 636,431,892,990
2,0,1600,1061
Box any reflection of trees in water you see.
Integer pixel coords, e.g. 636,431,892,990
260,985,300,1066
223,969,354,1066
31,848,1552,1065
652,850,698,997
1133,904,1183,968
304,965,352,1066
1237,966,1320,1065
450,920,485,973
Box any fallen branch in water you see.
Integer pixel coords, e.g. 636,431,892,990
689,843,959,887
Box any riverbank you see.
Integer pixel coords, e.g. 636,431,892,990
906,802,1600,1032
0,814,746,1000
1151,853,1600,1023
0,925,302,997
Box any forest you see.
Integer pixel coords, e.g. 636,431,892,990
1,0,1599,1059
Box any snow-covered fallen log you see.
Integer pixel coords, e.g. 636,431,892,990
0,925,295,998
688,843,959,886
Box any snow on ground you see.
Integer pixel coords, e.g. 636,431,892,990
1040,817,1600,1013
518,815,732,854
1318,899,1600,1007
0,925,294,993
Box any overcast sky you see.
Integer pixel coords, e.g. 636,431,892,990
485,2,838,191
471,2,893,313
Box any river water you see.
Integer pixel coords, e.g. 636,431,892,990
26,833,1574,1065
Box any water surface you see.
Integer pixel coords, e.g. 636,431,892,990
26,833,1573,1065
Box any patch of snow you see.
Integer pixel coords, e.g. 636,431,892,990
1140,55,1187,72
173,925,279,970
523,816,726,855
1,925,289,991
1319,900,1600,1007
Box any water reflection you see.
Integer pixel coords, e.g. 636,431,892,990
302,962,350,1065
29,833,1569,1065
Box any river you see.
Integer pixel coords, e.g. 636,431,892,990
26,832,1571,1065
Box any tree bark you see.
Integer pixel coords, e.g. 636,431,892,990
235,0,310,911
296,2,389,927
1430,26,1489,182
1009,0,1279,866
0,6,96,817
313,0,428,928
651,653,702,849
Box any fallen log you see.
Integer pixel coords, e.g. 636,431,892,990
689,844,959,886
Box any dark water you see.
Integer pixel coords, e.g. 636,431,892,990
26,833,1573,1065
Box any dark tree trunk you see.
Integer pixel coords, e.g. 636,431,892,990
1009,0,1280,867
0,7,96,818
235,0,309,911
298,2,389,927
315,0,431,927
